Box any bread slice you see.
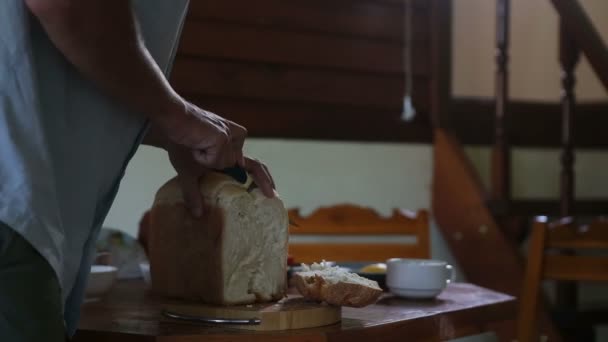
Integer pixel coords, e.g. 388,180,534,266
293,261,382,307
148,172,289,305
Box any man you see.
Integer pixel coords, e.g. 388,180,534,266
0,1,275,341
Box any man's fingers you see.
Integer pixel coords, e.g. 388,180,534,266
244,157,275,198
192,149,233,170
178,114,248,170
233,143,245,168
228,121,247,147
193,142,240,170
192,149,210,166
261,164,276,189
178,173,204,218
228,121,246,168
224,145,238,169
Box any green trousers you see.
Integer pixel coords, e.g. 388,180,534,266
0,222,66,342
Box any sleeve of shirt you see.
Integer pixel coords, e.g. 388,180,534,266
132,0,190,76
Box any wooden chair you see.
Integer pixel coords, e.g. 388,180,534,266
287,204,430,263
517,216,608,342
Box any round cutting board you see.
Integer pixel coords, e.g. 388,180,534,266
162,295,341,331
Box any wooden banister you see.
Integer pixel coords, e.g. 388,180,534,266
558,20,580,218
555,14,583,319
491,0,511,209
551,0,608,92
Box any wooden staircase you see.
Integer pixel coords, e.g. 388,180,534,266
432,0,608,340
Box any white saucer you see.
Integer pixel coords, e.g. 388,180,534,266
388,286,444,299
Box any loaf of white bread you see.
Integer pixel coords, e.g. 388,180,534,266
294,261,383,307
147,172,289,305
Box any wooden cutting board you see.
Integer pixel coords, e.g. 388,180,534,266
162,295,341,331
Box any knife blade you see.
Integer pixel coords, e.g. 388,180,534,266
220,166,248,184
162,309,261,325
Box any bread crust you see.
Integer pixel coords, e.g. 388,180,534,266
149,202,226,303
293,274,382,308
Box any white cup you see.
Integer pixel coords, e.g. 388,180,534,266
386,258,455,299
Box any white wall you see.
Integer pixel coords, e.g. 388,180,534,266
465,147,608,199
453,0,608,101
103,141,433,236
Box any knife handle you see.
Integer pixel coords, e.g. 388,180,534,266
220,166,248,184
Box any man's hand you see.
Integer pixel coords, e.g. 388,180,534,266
168,143,275,217
160,100,247,170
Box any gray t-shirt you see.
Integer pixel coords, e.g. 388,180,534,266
0,0,189,335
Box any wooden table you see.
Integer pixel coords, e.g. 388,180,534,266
74,280,516,342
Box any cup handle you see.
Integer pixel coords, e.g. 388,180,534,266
446,264,456,284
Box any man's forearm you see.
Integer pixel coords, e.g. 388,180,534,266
25,0,183,124
142,124,169,150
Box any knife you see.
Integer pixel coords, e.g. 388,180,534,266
162,309,261,325
220,166,248,184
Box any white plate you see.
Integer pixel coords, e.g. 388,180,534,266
388,286,444,299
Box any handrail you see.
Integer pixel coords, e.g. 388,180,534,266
551,0,608,92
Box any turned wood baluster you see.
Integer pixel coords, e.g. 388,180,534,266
555,18,581,319
559,21,580,218
491,0,511,211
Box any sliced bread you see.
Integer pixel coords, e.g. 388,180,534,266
293,261,382,307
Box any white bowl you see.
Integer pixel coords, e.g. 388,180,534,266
139,262,151,285
86,265,118,297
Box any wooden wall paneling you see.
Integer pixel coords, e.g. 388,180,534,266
177,21,429,74
183,96,433,142
171,58,430,110
428,0,452,128
179,93,608,146
187,0,430,43
170,0,438,142
450,99,608,148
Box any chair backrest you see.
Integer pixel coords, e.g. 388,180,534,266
287,204,430,264
517,216,608,342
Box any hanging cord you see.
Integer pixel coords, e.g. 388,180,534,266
401,0,416,121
